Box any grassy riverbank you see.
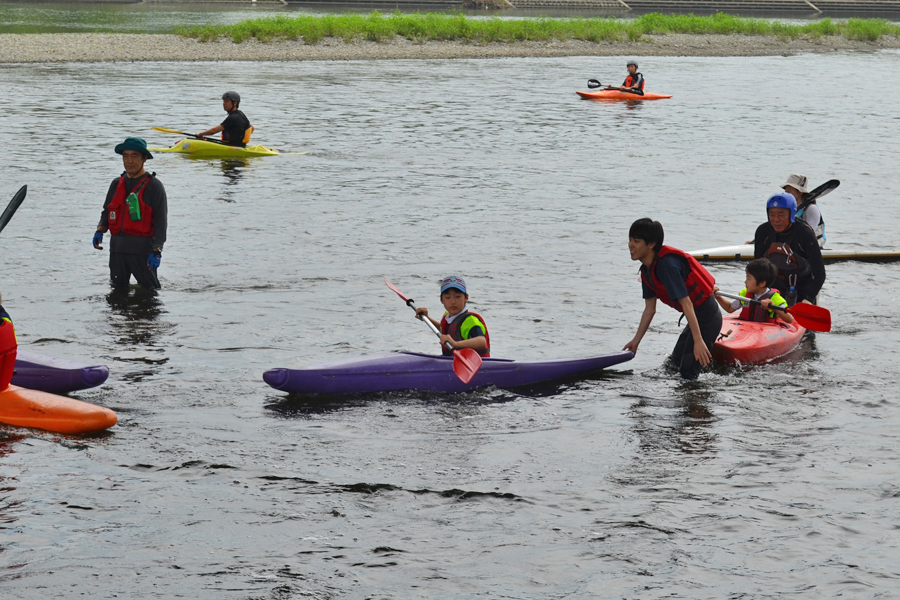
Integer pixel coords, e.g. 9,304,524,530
176,11,900,44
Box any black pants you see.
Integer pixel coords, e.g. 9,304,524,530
670,297,722,380
109,252,160,290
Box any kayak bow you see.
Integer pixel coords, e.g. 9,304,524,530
264,351,634,395
0,384,117,434
13,349,110,394
713,314,805,365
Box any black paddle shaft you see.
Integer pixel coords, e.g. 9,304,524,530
403,297,455,351
0,185,27,235
716,291,788,313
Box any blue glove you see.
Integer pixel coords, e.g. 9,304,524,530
147,252,161,269
92,231,104,249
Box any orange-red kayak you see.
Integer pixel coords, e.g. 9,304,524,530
0,384,117,434
576,90,673,100
713,314,806,365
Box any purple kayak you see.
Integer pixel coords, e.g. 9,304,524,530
263,351,634,395
13,349,110,394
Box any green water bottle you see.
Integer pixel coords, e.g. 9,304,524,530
126,192,142,221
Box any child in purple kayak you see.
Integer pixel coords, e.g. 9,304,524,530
414,275,491,357
714,258,794,324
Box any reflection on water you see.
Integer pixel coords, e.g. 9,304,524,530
217,158,250,202
0,433,24,534
674,385,717,455
104,288,171,379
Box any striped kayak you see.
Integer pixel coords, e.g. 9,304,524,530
149,138,279,158
577,90,673,101
13,349,109,394
713,314,806,365
0,384,117,434
264,351,634,395
690,244,900,263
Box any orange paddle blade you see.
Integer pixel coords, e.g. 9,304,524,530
787,303,832,333
452,348,482,384
384,279,411,303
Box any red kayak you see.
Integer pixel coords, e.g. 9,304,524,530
576,90,673,101
713,314,806,365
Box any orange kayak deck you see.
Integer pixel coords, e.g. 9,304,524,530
713,314,806,365
576,90,673,101
0,384,117,434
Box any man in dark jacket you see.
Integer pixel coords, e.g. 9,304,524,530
753,192,825,306
93,137,167,290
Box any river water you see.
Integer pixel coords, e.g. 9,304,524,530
1,51,899,598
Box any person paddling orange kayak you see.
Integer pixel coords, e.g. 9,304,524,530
584,60,650,97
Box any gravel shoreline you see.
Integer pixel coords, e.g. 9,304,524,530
1,32,899,62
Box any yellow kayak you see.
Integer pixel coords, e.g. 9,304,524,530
149,138,279,158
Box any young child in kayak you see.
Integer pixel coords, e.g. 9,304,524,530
623,218,722,380
0,290,16,389
714,258,794,324
414,275,490,357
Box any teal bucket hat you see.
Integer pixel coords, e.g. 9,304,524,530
114,137,153,159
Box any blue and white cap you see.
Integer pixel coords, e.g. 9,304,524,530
440,275,467,294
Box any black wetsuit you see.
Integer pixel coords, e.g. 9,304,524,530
221,110,251,147
754,220,825,305
642,253,722,380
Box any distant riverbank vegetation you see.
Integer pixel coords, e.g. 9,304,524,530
176,12,900,44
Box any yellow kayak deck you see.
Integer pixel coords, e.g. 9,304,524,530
149,138,279,158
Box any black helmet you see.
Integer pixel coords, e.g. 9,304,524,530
222,91,241,104
627,60,638,68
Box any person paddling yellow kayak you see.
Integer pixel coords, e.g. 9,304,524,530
196,91,253,148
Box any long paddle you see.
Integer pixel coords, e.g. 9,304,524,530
746,178,840,243
384,279,483,384
586,79,644,96
152,127,231,145
0,185,27,235
798,178,840,213
716,292,831,333
151,126,305,155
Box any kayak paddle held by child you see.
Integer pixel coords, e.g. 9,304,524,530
714,258,794,324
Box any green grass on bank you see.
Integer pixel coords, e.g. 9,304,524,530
175,11,900,44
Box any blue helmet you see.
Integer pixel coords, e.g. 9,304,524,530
766,192,797,222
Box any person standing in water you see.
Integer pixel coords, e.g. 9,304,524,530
624,218,722,380
93,137,167,290
196,91,253,148
0,290,16,389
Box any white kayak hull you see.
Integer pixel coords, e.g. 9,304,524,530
690,244,900,263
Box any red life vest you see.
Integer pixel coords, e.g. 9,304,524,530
624,74,645,90
641,246,716,312
0,319,17,391
440,310,490,357
107,173,155,237
738,289,784,323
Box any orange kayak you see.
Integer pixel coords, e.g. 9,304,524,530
0,384,117,434
713,314,806,365
576,90,673,100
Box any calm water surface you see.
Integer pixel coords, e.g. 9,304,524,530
1,52,899,598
